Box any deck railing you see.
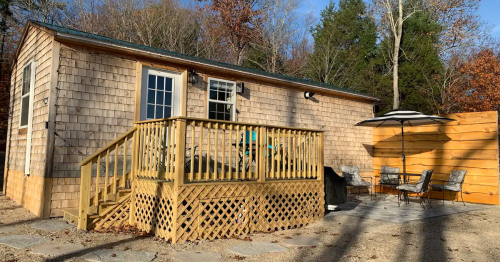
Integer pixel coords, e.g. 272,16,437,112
134,117,324,184
78,117,324,228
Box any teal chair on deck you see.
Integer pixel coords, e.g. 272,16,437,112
237,130,280,171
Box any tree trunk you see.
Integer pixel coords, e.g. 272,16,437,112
392,0,403,110
0,12,8,84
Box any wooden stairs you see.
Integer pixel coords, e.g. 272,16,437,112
63,177,133,230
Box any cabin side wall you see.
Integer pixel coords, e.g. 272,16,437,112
49,43,136,216
45,43,374,217
4,26,54,216
187,74,374,173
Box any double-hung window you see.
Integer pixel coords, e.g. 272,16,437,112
20,62,35,128
207,78,236,121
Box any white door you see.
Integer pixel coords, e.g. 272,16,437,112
140,67,181,120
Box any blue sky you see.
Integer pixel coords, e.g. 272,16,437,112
301,0,500,38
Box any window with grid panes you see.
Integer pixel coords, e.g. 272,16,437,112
207,78,235,121
146,74,173,119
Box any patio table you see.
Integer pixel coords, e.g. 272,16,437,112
380,172,421,205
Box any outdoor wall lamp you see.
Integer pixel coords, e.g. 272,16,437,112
236,82,245,94
304,91,315,99
43,98,48,105
188,69,199,85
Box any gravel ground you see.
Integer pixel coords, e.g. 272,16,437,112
1,193,499,262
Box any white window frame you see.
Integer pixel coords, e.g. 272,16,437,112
206,77,236,121
19,60,36,175
19,60,36,129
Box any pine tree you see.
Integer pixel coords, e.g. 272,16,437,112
398,9,443,113
306,0,376,91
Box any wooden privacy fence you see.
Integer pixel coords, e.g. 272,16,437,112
373,111,499,205
133,117,325,184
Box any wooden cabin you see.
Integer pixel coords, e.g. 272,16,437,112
3,21,377,243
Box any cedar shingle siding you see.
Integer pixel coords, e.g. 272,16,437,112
5,23,374,217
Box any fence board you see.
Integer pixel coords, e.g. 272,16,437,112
373,111,499,205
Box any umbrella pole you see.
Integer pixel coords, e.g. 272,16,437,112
401,122,406,174
401,122,407,205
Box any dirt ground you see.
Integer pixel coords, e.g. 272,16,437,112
1,193,499,262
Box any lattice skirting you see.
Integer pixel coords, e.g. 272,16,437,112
132,180,324,243
134,180,176,241
95,195,131,230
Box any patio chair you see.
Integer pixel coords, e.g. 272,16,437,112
341,166,373,200
377,166,400,199
429,170,467,206
396,170,433,208
237,130,277,172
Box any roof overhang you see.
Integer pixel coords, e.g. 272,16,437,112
54,32,379,103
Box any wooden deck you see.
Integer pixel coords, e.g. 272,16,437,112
70,117,325,243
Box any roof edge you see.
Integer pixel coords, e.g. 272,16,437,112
29,21,380,102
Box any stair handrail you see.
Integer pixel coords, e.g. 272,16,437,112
78,126,138,230
80,127,137,166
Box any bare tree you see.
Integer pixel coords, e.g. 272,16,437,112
373,0,420,110
247,0,301,73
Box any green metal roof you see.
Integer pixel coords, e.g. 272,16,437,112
31,20,378,101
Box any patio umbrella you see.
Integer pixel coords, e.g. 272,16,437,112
355,109,456,173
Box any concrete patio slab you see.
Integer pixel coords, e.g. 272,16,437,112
327,195,493,223
31,243,85,257
173,251,222,262
31,219,75,232
282,236,322,246
229,241,287,256
0,235,52,249
83,249,157,262
0,226,18,234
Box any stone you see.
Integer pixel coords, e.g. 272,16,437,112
0,235,52,249
84,249,157,262
31,220,75,232
229,242,287,256
282,236,322,247
173,251,222,262
31,243,85,257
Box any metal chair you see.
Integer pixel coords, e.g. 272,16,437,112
377,166,400,199
396,170,433,208
430,170,467,206
341,166,373,200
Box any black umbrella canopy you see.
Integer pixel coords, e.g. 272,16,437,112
355,109,456,175
355,110,456,127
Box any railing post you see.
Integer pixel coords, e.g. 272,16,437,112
174,119,187,187
131,125,138,182
258,127,266,182
318,132,324,181
78,162,91,230
129,128,138,226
